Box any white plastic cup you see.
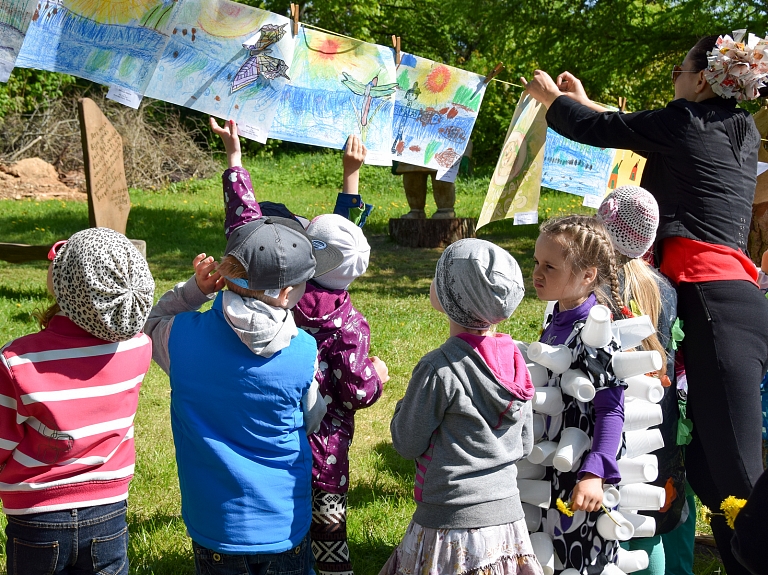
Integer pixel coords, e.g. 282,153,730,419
522,502,542,532
624,375,665,404
581,304,613,348
616,548,650,573
532,387,565,416
596,511,635,541
611,351,662,380
528,440,558,466
601,564,628,575
560,570,581,575
619,484,666,511
533,414,547,440
603,486,621,508
623,511,656,537
515,340,530,360
529,362,550,387
529,532,555,575
516,458,547,480
612,315,656,351
618,454,659,485
527,342,573,374
623,399,664,431
560,369,597,402
518,479,552,508
553,427,592,472
624,428,664,459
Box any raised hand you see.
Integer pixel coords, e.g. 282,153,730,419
209,117,242,169
370,356,390,385
193,253,226,295
342,134,367,195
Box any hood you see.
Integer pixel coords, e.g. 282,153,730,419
293,281,352,336
221,291,297,357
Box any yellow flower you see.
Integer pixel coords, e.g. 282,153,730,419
720,496,747,529
556,498,574,517
700,505,712,525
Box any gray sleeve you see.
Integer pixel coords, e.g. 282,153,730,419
302,378,327,435
390,360,451,460
520,401,534,459
144,276,215,374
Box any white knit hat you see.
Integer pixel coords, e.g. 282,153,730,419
597,185,659,259
306,214,370,290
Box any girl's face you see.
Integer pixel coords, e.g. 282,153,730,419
532,233,597,310
429,279,444,314
46,263,55,297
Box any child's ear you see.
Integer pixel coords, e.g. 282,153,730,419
581,265,598,287
275,286,293,308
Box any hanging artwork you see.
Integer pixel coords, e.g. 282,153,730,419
268,27,397,165
144,0,294,143
540,129,615,197
0,0,36,82
603,148,646,194
478,94,547,228
390,53,486,182
15,0,179,93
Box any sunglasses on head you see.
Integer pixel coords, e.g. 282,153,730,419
671,64,700,84
47,240,67,261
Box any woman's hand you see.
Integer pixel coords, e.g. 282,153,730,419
570,473,604,512
209,117,242,169
554,71,590,106
521,70,562,108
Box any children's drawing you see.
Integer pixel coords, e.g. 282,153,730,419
604,148,646,195
144,1,295,143
541,129,615,196
268,27,397,162
0,0,36,81
15,0,178,93
478,94,548,228
390,53,486,182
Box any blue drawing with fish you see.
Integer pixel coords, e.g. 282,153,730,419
540,128,614,196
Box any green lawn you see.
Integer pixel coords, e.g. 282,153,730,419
0,150,721,574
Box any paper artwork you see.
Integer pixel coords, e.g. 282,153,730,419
0,0,36,82
268,27,397,164
389,53,486,182
15,0,178,93
144,0,294,143
478,94,547,228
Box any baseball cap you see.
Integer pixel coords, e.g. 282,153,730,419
224,216,343,291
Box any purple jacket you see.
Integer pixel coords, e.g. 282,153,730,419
294,282,383,493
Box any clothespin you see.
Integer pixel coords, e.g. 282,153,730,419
289,3,300,36
484,62,504,84
618,96,627,112
391,35,401,67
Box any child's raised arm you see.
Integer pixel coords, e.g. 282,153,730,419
210,117,242,169
334,135,373,227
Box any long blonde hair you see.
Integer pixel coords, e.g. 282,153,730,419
33,302,60,330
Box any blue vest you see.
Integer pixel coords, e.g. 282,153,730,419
168,293,316,554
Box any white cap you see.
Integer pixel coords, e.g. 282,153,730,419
306,214,370,290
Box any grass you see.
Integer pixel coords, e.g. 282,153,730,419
0,150,720,573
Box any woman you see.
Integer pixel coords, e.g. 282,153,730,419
523,34,768,575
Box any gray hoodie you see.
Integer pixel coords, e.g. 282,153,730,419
391,335,534,529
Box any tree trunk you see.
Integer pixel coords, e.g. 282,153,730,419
388,218,476,248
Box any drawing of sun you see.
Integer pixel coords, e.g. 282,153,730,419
64,0,161,24
412,62,460,106
294,29,389,85
198,2,267,38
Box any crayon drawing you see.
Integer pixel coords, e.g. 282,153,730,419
390,53,486,181
268,27,397,159
0,0,36,82
144,0,294,142
15,0,178,93
604,148,647,195
478,94,547,228
540,128,615,196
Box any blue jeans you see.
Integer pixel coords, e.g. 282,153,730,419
4,500,128,575
193,532,313,575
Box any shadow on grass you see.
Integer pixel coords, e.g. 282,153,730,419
348,441,414,506
128,513,195,575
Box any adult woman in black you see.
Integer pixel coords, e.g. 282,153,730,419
523,34,768,574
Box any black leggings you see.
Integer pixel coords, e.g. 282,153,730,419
677,280,768,575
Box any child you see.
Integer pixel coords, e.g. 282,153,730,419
144,217,342,573
293,213,389,575
596,186,689,575
0,228,155,575
532,215,627,571
382,239,544,575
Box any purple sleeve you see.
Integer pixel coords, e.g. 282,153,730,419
223,167,262,238
578,386,624,484
329,312,382,410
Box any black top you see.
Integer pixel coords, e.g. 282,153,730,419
546,96,759,256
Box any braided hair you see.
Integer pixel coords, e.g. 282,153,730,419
539,215,627,319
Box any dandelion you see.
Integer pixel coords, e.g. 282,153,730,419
721,496,747,529
556,498,574,517
699,505,713,525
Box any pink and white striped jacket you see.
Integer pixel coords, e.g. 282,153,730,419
0,314,151,515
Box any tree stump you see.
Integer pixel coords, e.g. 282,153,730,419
388,218,476,248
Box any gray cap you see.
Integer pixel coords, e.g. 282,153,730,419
225,216,343,291
434,239,524,330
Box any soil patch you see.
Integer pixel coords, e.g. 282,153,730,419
0,158,86,202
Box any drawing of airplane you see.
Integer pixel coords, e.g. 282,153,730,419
341,71,398,127
232,23,290,93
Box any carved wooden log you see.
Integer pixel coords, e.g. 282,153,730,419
388,218,476,248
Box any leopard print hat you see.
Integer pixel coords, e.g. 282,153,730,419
52,228,155,342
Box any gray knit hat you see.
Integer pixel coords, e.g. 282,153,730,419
52,228,155,342
434,239,524,330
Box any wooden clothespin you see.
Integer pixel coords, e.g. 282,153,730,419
484,62,504,84
391,35,401,67
289,3,300,36
618,96,627,112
